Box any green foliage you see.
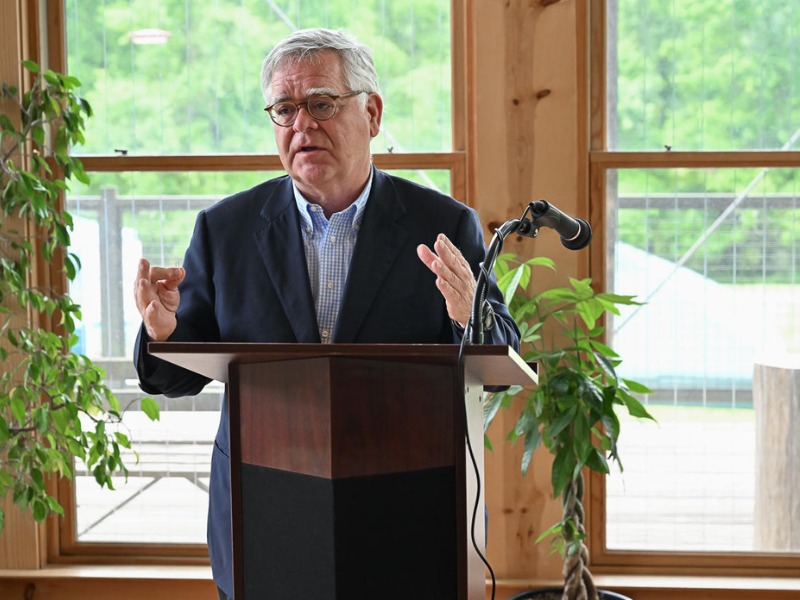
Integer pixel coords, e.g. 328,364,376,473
615,168,800,285
484,253,654,563
0,61,159,532
615,0,800,152
611,1,800,284
64,0,452,163
62,0,454,268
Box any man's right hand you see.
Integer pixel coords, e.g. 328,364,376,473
134,258,185,341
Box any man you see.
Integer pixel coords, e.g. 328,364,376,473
133,28,518,600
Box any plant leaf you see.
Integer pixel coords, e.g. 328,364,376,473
22,60,40,73
521,426,541,475
622,378,653,394
619,389,656,420
140,397,161,421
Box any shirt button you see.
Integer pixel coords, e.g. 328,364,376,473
330,235,336,243
321,329,329,338
310,205,318,212
327,281,334,289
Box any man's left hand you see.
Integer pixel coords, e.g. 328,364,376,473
417,233,476,328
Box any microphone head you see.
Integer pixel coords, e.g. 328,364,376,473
561,218,592,250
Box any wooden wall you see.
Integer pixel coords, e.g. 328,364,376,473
2,1,797,598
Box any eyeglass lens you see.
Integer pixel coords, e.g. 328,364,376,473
270,95,338,126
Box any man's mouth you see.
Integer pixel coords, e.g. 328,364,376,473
299,146,319,153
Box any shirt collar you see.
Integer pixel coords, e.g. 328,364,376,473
293,168,373,232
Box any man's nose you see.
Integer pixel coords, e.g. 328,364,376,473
292,105,318,132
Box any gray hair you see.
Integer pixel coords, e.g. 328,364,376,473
261,28,381,105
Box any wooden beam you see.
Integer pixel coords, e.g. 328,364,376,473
476,0,586,583
591,150,800,168
76,152,464,173
0,0,44,573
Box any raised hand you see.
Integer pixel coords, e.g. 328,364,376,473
416,233,476,328
134,258,185,341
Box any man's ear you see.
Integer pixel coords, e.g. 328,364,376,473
366,93,383,138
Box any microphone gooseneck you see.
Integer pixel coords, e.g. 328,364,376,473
467,199,591,345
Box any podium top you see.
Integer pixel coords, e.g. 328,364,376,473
149,342,537,387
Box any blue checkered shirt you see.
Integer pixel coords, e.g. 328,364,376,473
293,172,372,343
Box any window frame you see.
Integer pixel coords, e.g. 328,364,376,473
45,0,472,563
586,0,800,577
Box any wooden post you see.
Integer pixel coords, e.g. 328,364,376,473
0,0,47,571
475,0,585,585
754,356,800,551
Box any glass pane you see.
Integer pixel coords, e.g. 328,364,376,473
68,170,277,544
605,167,800,552
608,0,800,151
65,0,451,155
67,168,450,544
387,169,450,195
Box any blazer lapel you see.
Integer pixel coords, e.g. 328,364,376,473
334,170,409,343
253,179,320,343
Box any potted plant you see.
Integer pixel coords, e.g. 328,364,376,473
484,252,654,600
0,61,158,533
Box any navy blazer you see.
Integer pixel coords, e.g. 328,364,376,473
134,168,519,596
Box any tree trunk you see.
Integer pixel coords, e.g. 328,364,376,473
561,473,598,600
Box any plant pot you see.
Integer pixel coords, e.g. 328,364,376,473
509,588,632,600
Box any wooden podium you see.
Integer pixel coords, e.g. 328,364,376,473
150,343,536,600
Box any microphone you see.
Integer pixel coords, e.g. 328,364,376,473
525,200,592,250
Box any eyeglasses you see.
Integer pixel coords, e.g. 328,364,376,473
264,91,367,127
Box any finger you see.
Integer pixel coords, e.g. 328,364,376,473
134,276,158,317
416,244,437,271
419,244,457,288
434,234,473,279
149,265,185,285
159,267,185,291
137,257,151,282
156,281,181,313
134,258,151,302
430,244,468,293
437,269,474,305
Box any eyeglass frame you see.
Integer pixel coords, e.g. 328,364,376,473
264,90,368,127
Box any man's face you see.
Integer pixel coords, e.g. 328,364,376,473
269,51,382,205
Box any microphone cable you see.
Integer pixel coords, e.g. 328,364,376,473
460,217,519,599
457,326,497,600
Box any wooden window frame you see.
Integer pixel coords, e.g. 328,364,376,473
42,0,473,563
585,0,800,578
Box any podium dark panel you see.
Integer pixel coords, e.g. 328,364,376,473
235,357,457,478
241,464,457,600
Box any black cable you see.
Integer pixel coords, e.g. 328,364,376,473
456,327,496,600
459,220,521,600
460,212,535,598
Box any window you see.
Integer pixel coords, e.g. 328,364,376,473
591,0,800,573
54,0,461,558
